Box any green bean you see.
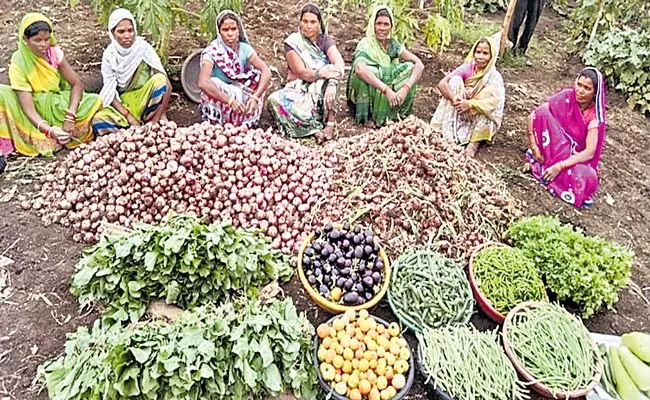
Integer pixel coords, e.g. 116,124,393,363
505,303,599,395
417,326,529,400
389,250,474,332
473,245,547,314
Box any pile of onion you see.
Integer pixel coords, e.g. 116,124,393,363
30,121,336,254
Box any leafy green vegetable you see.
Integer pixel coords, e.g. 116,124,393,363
38,298,318,400
71,214,293,323
507,216,633,317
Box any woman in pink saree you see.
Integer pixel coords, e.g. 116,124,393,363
526,67,606,208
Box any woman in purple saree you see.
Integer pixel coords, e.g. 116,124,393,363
526,67,606,208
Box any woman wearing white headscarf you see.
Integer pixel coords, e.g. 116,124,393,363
198,10,271,127
92,8,171,136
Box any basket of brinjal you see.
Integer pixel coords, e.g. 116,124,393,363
297,222,391,313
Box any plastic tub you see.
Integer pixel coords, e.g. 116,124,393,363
313,314,415,399
416,345,453,400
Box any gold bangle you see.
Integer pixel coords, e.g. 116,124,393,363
227,97,234,106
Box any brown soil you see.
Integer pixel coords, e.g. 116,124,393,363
0,0,649,399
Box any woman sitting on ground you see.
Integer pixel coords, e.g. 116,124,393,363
198,10,271,127
0,13,102,157
347,5,423,128
431,35,505,157
92,8,171,136
526,67,607,208
267,3,344,140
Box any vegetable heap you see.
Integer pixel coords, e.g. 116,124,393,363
71,214,292,323
507,216,633,317
30,121,334,254
505,303,599,395
600,332,650,400
314,116,521,260
388,250,474,332
316,309,412,400
417,326,527,400
472,245,546,314
302,222,384,306
38,299,318,400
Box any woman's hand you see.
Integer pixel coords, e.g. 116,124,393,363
386,89,400,108
245,96,260,115
454,99,471,113
230,99,247,114
62,120,76,134
50,126,71,144
324,85,337,110
542,163,563,182
395,86,410,106
127,114,141,127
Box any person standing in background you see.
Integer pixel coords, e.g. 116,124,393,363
508,0,545,56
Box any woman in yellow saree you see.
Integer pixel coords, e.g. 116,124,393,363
0,13,102,157
431,35,505,157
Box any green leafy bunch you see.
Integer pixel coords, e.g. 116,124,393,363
71,214,293,324
507,216,633,318
583,27,650,114
464,0,506,14
38,299,318,400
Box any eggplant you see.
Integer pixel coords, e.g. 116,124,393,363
345,250,354,259
312,241,322,252
323,275,332,286
321,247,331,258
341,239,350,250
336,277,346,288
315,227,322,237
364,245,373,256
352,234,362,245
363,276,374,288
354,283,365,294
324,223,333,233
372,271,382,284
331,268,339,277
373,243,380,252
319,284,330,296
314,267,322,277
305,247,314,257
308,275,317,285
344,278,354,290
329,230,341,240
313,260,322,269
350,272,358,282
328,254,337,264
340,267,351,276
337,257,346,267
358,263,366,274
374,260,384,271
354,225,362,234
363,269,373,278
344,259,352,268
302,256,312,267
365,235,374,245
364,291,374,301
343,222,350,231
353,246,364,258
343,292,359,304
345,233,354,241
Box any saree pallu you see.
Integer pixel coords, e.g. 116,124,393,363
347,61,416,127
0,85,101,157
201,77,263,127
526,88,605,208
431,73,505,145
267,78,338,138
92,63,168,136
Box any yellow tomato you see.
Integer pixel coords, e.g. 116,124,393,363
394,359,409,375
317,323,330,339
392,374,406,390
369,387,381,400
348,374,359,389
376,375,388,390
388,322,400,337
333,355,344,369
358,358,370,372
359,379,372,395
335,344,344,355
349,388,362,400
377,347,386,358
332,318,345,332
352,359,359,370
331,287,343,302
344,309,357,322
325,349,336,364
350,338,361,351
398,347,410,361
389,342,401,356
317,346,327,362
320,363,336,381
376,363,387,377
344,347,355,361
335,381,347,395
385,353,396,366
359,310,369,319
322,337,332,349
342,359,353,374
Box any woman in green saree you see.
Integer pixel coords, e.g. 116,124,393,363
267,4,345,140
347,5,423,127
0,13,102,157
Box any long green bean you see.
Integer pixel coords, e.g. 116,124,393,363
389,250,474,332
473,245,546,314
417,326,529,400
506,303,599,395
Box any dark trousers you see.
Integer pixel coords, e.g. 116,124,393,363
508,0,545,54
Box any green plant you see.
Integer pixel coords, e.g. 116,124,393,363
507,216,633,318
71,214,293,324
423,0,464,52
464,0,505,14
38,299,318,400
583,27,650,114
201,0,244,38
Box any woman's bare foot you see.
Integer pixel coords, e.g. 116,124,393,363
464,142,479,157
